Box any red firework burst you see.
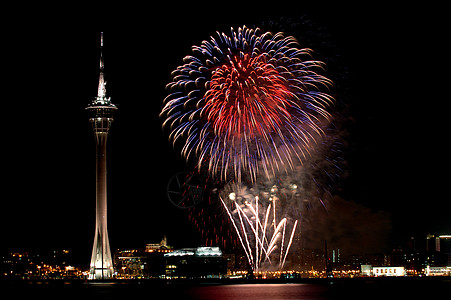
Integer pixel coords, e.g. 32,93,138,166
203,53,294,140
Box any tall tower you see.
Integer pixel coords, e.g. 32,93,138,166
86,32,117,280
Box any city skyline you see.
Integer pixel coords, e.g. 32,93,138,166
2,232,450,279
1,7,449,263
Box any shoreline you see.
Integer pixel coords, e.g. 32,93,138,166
1,276,450,286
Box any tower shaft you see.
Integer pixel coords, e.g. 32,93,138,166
89,131,114,280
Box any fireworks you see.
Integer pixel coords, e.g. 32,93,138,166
161,26,334,182
161,24,338,272
220,182,298,271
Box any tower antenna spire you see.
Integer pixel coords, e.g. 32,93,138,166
95,32,109,103
99,32,104,70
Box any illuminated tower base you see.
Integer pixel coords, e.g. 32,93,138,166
86,32,116,280
88,128,115,280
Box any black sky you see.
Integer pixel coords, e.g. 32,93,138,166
1,5,449,263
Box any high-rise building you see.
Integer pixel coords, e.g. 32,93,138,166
86,32,117,280
436,235,451,267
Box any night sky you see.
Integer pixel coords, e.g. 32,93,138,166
2,5,449,264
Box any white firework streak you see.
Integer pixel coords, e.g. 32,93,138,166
221,195,298,271
220,197,252,265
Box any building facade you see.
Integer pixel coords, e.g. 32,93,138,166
164,247,227,279
372,266,405,277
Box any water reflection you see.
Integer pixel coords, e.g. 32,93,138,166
184,284,329,300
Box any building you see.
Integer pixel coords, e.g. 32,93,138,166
114,243,227,279
164,247,227,279
115,250,146,279
144,236,173,277
424,234,451,269
298,248,326,274
372,266,405,277
86,32,117,280
425,266,451,276
360,265,373,276
114,238,174,279
146,236,172,252
435,235,451,267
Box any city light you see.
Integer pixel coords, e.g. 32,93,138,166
2,232,451,280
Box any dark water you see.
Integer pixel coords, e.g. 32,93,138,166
176,283,330,300
2,278,450,300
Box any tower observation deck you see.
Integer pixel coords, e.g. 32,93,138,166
86,32,117,280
